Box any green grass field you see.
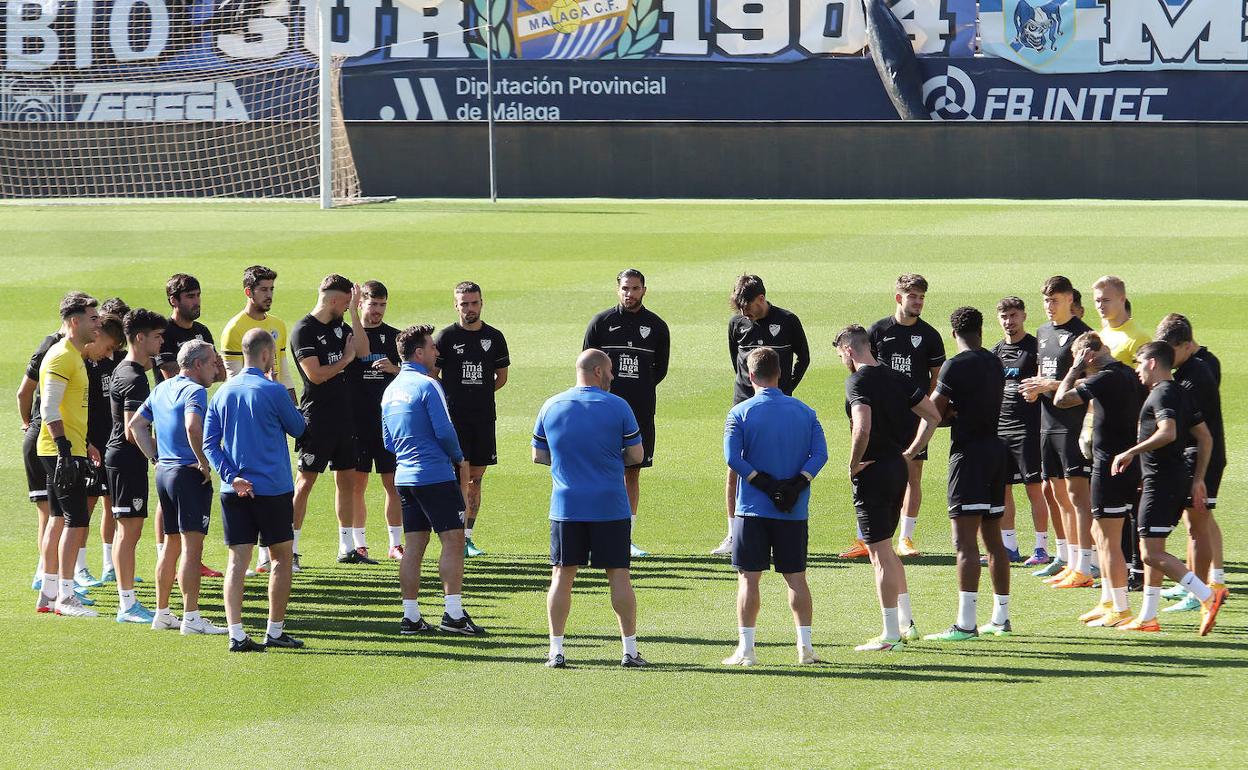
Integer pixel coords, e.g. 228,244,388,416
3,200,1246,768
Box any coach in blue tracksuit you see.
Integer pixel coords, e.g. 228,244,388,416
382,324,482,637
533,348,648,669
722,346,828,667
204,328,307,653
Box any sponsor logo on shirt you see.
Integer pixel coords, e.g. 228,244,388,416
890,353,912,376
461,361,485,386
617,352,641,379
609,325,622,332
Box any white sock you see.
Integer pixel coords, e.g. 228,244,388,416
855,522,865,542
1210,568,1225,585
1002,529,1018,552
156,607,172,618
118,588,136,611
58,578,75,602
1089,549,1100,571
549,635,564,657
1179,572,1213,602
76,547,87,572
445,593,465,620
266,619,284,638
991,594,1009,626
622,634,638,657
957,591,978,630
1035,531,1048,551
882,607,900,641
228,623,246,642
257,545,270,565
352,527,367,549
156,540,164,555
630,514,637,536
403,599,421,621
1076,549,1093,574
184,610,201,623
1111,586,1129,613
901,516,917,541
42,573,58,599
1139,585,1161,621
387,526,403,549
1055,538,1068,562
897,592,913,628
1100,579,1112,604
102,543,114,573
465,527,474,539
738,626,756,653
292,529,301,554
797,625,812,650
338,527,352,554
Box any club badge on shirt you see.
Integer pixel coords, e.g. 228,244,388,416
769,324,781,337
639,326,651,339
481,339,492,352
911,335,922,348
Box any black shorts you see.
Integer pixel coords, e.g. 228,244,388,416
24,422,48,503
398,481,465,533
40,456,90,528
948,437,1007,519
903,413,929,463
451,411,498,467
85,461,109,499
1091,458,1139,520
1138,476,1187,538
731,515,808,573
221,491,295,547
1002,432,1042,485
105,455,150,519
632,408,656,469
354,424,397,474
852,454,907,544
296,413,357,473
550,518,631,569
156,464,212,536
1185,452,1225,510
1040,432,1091,480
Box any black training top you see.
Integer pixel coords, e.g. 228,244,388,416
290,313,354,420
436,322,511,419
347,323,401,424
992,333,1040,436
844,363,925,461
1076,360,1143,462
583,305,669,414
935,347,1005,448
868,315,946,395
153,320,213,383
1138,380,1203,480
1036,316,1092,434
105,359,150,465
728,304,810,402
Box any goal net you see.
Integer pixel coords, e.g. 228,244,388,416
0,0,363,203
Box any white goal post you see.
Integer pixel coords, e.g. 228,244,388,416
0,0,375,207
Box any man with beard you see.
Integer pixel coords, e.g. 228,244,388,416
583,270,667,558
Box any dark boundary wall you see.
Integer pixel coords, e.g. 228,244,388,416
346,121,1248,200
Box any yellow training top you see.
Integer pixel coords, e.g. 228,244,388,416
1101,317,1151,366
221,310,295,390
37,337,89,457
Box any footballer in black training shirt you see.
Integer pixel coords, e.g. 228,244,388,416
866,273,945,556
346,281,404,559
929,306,1011,640
1110,342,1225,633
991,296,1049,565
583,270,669,555
154,274,217,384
85,315,127,508
1052,331,1143,627
1021,276,1094,586
289,275,366,564
716,274,810,556
435,281,510,556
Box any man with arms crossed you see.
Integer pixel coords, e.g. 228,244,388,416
130,340,225,635
105,308,166,623
583,270,668,558
534,349,647,668
35,293,101,617
1020,276,1095,589
289,275,367,567
715,275,810,556
205,328,308,652
346,281,405,560
1111,342,1225,634
384,325,483,636
836,326,939,650
1053,332,1142,628
437,281,511,557
858,273,946,559
993,297,1056,567
924,307,1012,642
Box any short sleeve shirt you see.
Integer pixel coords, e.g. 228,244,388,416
868,316,946,395
154,321,214,383
37,337,89,457
844,364,924,461
1036,316,1093,434
138,374,207,466
347,323,401,424
1139,380,1203,480
435,322,511,419
105,359,151,464
1075,361,1143,461
992,334,1040,436
290,314,354,419
934,348,1005,448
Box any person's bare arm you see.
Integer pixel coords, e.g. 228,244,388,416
185,412,212,484
848,404,873,476
16,375,36,429
904,396,941,460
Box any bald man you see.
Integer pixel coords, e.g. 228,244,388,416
533,349,647,669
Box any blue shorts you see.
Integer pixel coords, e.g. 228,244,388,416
550,518,630,569
221,491,294,548
398,481,465,533
731,515,808,574
156,464,212,536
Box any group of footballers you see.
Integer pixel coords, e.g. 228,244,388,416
17,265,1229,663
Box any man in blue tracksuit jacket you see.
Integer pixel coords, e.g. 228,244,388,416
722,346,828,667
203,328,307,653
381,324,482,636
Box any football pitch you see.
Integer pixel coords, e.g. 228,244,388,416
2,200,1246,768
